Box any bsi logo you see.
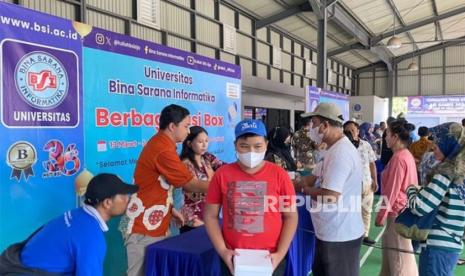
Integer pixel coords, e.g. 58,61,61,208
28,70,57,91
15,51,68,110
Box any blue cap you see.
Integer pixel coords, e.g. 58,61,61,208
235,119,267,139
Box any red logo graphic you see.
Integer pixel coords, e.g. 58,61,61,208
148,210,164,225
28,70,57,91
128,203,139,213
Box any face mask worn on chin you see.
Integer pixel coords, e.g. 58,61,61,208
309,122,324,144
237,151,266,168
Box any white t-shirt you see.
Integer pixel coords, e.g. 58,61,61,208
310,136,365,242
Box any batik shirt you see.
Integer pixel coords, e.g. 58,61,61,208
292,129,316,169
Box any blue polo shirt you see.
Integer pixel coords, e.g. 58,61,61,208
20,205,108,276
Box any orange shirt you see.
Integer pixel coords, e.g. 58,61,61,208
125,132,193,237
409,137,432,162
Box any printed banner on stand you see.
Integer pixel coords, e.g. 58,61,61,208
0,2,83,250
393,96,465,116
305,86,350,120
83,27,241,183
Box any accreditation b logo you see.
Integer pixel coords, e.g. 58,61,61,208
6,141,37,181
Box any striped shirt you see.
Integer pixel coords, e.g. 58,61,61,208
407,174,465,252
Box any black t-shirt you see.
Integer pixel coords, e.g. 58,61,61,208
380,130,393,166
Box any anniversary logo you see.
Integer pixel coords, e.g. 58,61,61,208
42,139,81,178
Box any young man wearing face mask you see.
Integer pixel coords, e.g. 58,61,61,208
300,103,364,276
204,119,298,276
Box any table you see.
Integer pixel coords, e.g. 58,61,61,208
286,193,316,276
145,200,315,276
145,226,221,276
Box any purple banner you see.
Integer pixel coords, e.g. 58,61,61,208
307,86,320,112
306,86,350,120
1,39,79,127
0,1,83,252
408,96,465,114
320,90,349,101
83,28,241,79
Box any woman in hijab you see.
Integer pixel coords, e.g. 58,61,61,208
374,124,383,139
406,122,465,276
418,123,455,187
360,122,379,153
265,126,297,172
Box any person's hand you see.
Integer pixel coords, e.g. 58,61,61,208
267,251,286,271
371,181,378,193
171,208,185,227
296,161,303,169
293,177,304,194
317,143,327,150
192,218,204,227
219,248,239,275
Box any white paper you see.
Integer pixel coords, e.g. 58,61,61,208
223,24,237,54
273,47,281,69
288,171,296,180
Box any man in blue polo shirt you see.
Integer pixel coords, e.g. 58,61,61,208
0,173,138,275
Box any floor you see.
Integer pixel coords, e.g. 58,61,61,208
358,196,465,276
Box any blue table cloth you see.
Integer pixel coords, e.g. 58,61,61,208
145,226,221,276
145,200,316,276
285,193,316,276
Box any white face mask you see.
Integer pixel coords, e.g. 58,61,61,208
309,122,324,144
237,151,266,168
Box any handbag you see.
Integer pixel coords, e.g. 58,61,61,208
0,226,65,275
394,205,439,241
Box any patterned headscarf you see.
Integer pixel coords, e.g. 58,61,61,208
429,122,465,187
430,122,462,160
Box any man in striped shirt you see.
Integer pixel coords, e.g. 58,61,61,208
406,122,465,276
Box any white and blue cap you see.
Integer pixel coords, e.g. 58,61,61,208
235,119,267,139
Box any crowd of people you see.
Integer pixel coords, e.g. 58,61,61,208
1,103,464,276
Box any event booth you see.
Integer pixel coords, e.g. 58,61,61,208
0,2,240,274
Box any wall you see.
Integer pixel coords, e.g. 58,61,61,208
350,96,389,124
241,74,306,130
355,45,465,97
